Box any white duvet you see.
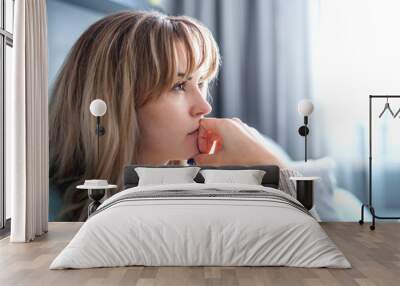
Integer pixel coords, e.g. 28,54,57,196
50,183,351,269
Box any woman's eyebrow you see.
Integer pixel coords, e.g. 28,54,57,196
177,72,192,81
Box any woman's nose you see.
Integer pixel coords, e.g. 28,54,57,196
190,91,212,117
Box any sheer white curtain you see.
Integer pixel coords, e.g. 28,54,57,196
7,0,48,242
311,0,400,212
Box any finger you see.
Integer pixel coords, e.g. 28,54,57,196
231,118,247,131
208,140,218,155
208,137,223,154
197,128,210,153
231,118,254,136
241,122,254,136
197,129,213,153
216,140,223,153
232,117,242,123
198,118,217,153
197,129,222,154
199,117,220,131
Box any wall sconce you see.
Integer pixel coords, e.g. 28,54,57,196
89,99,107,162
297,99,314,162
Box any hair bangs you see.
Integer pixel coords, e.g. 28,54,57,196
131,13,221,101
173,17,220,82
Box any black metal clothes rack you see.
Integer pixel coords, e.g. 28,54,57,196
359,95,400,230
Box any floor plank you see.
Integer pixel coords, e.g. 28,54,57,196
0,222,399,286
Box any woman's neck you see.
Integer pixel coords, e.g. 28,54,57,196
136,145,170,166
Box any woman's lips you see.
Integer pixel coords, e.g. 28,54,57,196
188,128,199,135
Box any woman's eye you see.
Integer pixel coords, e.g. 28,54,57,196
172,82,185,92
198,82,205,89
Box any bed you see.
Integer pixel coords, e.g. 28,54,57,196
49,165,351,269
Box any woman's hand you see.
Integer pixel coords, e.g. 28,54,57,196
194,117,286,167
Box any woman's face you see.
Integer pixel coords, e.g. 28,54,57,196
137,46,212,164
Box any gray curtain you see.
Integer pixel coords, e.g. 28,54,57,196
162,0,313,160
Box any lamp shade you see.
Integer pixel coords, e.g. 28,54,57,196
297,99,314,116
90,99,107,117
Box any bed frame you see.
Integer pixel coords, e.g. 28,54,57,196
123,165,280,189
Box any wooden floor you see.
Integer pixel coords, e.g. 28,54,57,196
0,222,399,286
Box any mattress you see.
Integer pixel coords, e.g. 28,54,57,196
50,183,351,269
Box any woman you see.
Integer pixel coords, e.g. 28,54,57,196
49,10,289,222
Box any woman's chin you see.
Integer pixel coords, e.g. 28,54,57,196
183,146,200,160
182,133,200,158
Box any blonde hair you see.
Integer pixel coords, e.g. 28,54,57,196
49,10,220,221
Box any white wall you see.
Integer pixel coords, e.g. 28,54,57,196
311,0,400,209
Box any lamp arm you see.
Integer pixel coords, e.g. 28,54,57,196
305,116,308,162
305,129,307,162
95,116,106,163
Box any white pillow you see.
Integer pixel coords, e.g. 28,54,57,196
200,169,266,185
135,167,200,186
